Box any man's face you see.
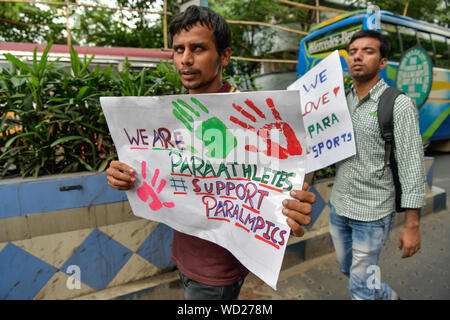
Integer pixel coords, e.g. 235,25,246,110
347,37,387,83
172,23,231,94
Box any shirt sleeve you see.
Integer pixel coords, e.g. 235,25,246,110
392,94,426,209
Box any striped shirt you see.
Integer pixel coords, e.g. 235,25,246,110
330,78,426,221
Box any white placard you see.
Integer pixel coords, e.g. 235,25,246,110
101,90,307,289
288,50,356,173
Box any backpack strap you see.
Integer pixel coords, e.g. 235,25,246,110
377,86,404,212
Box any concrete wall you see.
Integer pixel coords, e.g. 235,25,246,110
0,157,445,299
0,172,175,300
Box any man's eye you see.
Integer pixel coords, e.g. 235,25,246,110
174,47,184,53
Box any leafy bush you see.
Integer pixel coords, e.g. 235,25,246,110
0,42,184,178
0,42,256,179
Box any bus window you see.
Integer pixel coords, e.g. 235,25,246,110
418,31,435,64
431,34,450,68
306,23,362,55
398,26,418,51
381,23,402,61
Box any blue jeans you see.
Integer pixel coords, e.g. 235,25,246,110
179,272,244,300
329,205,397,300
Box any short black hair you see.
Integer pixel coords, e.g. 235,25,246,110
348,30,391,59
169,5,231,55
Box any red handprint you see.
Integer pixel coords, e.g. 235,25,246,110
230,98,302,159
136,161,174,211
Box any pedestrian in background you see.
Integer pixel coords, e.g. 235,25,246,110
329,30,426,300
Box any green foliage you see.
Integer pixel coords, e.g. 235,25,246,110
0,42,183,178
210,0,313,79
312,165,336,183
0,2,66,44
0,0,168,47
222,67,259,92
71,1,165,48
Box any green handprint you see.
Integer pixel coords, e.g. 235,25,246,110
172,97,237,159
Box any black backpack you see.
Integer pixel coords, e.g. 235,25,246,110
377,87,405,212
346,86,405,212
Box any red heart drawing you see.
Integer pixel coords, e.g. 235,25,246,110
333,86,340,96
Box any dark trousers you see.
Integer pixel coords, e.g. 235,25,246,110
179,272,244,300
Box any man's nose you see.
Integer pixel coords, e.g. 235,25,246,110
353,50,363,61
182,49,194,66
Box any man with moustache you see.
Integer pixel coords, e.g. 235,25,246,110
106,5,315,300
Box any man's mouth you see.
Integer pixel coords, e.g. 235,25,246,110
179,69,200,79
352,64,364,69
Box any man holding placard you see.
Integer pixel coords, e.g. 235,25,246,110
105,5,315,300
329,30,425,300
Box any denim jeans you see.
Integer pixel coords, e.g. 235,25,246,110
329,205,397,300
179,272,244,300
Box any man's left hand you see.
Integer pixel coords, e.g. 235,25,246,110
398,209,421,258
398,225,421,258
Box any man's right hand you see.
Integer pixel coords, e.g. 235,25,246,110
106,160,136,190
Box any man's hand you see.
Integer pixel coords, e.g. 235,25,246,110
398,209,421,258
106,160,136,191
282,182,316,237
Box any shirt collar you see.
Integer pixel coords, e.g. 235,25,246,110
350,78,387,103
218,81,231,93
368,78,388,102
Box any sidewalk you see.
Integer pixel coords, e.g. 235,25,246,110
91,204,449,301
239,206,450,300
72,154,449,301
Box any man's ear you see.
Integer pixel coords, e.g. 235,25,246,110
379,57,388,70
220,47,232,67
